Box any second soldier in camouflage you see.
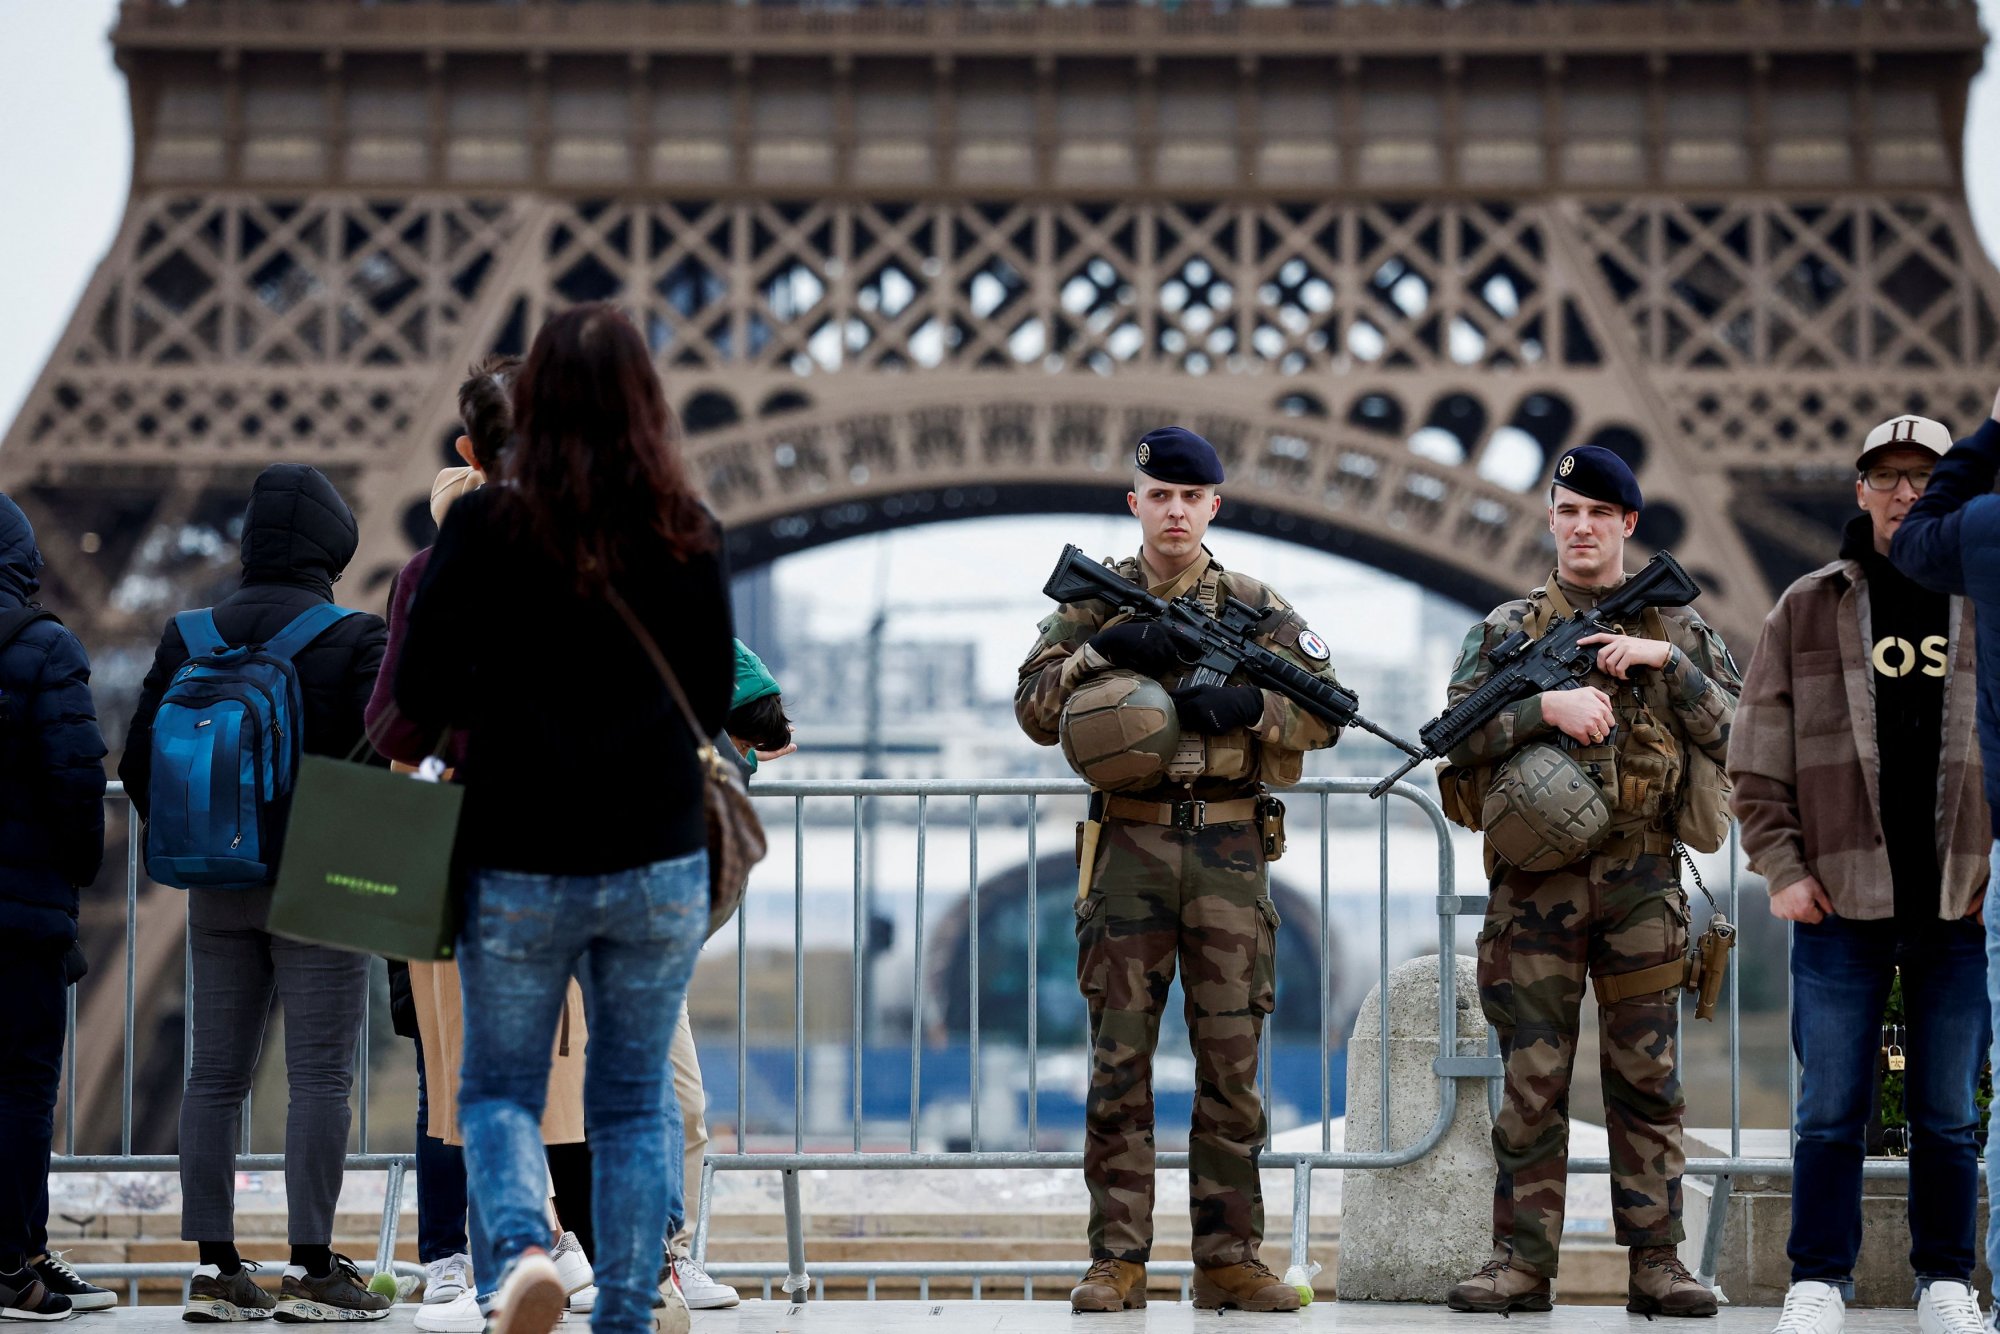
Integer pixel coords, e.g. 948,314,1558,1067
1016,427,1344,1315
1440,446,1739,1318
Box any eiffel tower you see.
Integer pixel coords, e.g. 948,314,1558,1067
3,0,1995,709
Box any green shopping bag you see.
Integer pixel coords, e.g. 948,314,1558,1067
268,754,464,961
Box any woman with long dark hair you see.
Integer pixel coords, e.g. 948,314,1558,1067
396,304,733,1334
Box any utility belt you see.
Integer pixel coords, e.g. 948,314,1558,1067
1593,829,1678,860
1075,787,1288,899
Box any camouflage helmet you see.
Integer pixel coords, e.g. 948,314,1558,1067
1482,743,1612,873
1060,670,1182,792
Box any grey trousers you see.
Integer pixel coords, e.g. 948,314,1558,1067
180,888,369,1244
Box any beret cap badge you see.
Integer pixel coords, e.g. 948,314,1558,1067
1136,441,1152,467
1558,455,1575,478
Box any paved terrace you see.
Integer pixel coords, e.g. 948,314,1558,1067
77,1302,1855,1332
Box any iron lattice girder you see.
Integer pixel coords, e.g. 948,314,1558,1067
5,190,2000,663
111,1,1984,62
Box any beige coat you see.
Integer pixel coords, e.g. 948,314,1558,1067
400,464,589,1146
409,959,589,1146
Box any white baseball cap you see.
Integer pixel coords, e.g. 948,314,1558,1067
1857,415,1952,470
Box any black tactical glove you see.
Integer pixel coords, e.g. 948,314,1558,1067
1087,620,1180,676
1171,684,1265,734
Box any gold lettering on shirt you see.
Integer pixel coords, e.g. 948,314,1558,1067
1921,635,1949,678
1872,637,1916,678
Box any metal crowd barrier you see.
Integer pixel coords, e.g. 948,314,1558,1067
53,777,1858,1303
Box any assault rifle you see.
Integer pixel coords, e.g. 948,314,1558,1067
1365,551,1703,799
1042,545,1423,760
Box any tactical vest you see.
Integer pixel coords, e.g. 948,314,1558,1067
1102,556,1299,791
1438,577,1731,857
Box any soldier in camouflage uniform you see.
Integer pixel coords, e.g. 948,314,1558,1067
1015,427,1345,1314
1442,446,1740,1317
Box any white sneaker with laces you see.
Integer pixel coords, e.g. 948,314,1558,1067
652,1261,690,1334
1772,1281,1844,1334
414,1291,483,1334
674,1256,739,1311
423,1255,472,1306
549,1234,593,1299
1920,1280,1986,1334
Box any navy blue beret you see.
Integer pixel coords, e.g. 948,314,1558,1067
1550,445,1642,511
1135,426,1225,486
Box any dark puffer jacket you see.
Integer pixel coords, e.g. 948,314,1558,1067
120,465,388,820
0,494,109,945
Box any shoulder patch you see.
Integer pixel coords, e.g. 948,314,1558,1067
1296,628,1331,662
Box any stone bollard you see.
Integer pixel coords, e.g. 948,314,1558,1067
1337,952,1495,1302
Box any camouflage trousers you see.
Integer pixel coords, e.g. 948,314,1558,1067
1477,850,1690,1276
1074,817,1278,1266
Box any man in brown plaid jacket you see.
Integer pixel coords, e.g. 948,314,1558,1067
1727,413,1989,1334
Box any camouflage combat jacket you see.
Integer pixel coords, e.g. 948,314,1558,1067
1015,547,1343,797
1443,572,1741,848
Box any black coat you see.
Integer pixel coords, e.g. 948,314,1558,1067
0,494,109,946
120,465,388,818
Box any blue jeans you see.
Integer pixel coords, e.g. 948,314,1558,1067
1789,910,1988,1294
413,1033,471,1264
1987,842,2000,1285
456,851,706,1334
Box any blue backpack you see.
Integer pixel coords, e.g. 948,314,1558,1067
145,604,357,890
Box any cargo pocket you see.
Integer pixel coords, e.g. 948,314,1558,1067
1475,907,1515,1032
1251,897,1280,1016
1075,895,1107,1006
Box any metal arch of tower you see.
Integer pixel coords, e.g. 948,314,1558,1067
2,0,1996,667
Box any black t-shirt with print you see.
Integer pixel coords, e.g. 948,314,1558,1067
1844,516,1949,923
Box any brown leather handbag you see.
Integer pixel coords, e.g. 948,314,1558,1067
609,591,768,939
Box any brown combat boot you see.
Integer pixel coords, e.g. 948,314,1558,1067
1069,1259,1147,1313
1627,1247,1717,1318
1192,1260,1301,1313
1446,1258,1553,1314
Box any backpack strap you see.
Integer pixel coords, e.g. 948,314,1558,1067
263,604,358,664
174,609,227,657
0,607,56,655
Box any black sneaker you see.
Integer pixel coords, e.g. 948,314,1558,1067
0,1267,71,1322
185,1264,276,1323
274,1257,388,1324
30,1255,112,1314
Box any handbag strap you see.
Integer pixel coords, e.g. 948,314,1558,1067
604,586,716,762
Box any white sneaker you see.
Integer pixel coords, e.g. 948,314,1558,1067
548,1234,592,1299
1772,1281,1843,1334
1920,1281,1986,1334
565,1286,594,1315
423,1256,472,1306
414,1291,484,1334
652,1260,690,1334
674,1256,739,1311
490,1253,565,1334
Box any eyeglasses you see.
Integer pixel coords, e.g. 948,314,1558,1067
1862,466,1933,493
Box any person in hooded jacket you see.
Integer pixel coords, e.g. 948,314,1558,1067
0,493,111,1321
121,463,390,1323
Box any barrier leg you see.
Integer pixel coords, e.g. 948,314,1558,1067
1281,1160,1318,1301
780,1168,811,1302
375,1159,406,1283
691,1161,715,1265
1695,1174,1732,1296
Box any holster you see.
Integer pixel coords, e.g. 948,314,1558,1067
1256,793,1287,862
